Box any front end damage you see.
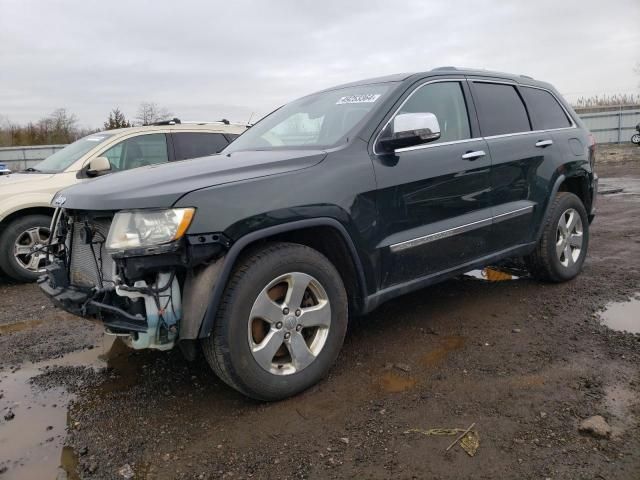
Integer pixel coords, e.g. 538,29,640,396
38,208,228,352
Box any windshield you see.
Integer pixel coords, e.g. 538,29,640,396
226,83,393,152
33,132,115,173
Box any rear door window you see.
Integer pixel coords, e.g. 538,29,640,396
472,82,531,136
172,132,229,160
521,87,572,130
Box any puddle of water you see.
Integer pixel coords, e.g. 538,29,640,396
379,372,417,393
465,268,519,282
598,177,640,196
422,336,466,367
0,335,128,479
0,320,44,335
599,296,640,334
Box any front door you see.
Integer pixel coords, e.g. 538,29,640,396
372,79,492,288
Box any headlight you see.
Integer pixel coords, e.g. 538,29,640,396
106,208,195,253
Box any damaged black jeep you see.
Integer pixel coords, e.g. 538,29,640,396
40,68,597,400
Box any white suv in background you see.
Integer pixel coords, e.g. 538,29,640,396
0,120,247,281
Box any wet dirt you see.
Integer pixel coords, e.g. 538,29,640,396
0,336,122,479
599,295,640,334
0,157,639,479
378,372,417,393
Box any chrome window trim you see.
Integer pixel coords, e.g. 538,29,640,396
373,77,576,157
389,205,534,253
394,137,479,153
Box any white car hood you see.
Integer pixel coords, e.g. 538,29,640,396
0,172,56,186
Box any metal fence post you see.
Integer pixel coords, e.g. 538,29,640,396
617,111,622,144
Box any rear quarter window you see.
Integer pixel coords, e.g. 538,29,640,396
521,87,572,130
472,82,531,136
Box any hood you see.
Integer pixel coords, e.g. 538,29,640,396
0,172,56,187
0,172,58,198
58,149,327,211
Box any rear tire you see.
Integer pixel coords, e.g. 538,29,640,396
632,133,640,145
201,242,348,401
526,192,589,282
0,214,52,282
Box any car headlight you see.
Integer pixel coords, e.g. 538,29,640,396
106,208,195,253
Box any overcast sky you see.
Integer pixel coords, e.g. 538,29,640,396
1,0,639,128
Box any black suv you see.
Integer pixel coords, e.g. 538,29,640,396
40,68,597,400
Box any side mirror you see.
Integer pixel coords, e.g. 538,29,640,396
86,156,111,177
378,112,441,152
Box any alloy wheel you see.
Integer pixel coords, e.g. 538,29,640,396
248,272,331,375
14,227,50,273
556,208,583,268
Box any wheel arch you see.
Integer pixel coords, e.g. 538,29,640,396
535,173,592,242
557,175,591,212
0,207,54,235
197,218,369,339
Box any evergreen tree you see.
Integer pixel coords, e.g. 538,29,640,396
104,108,132,130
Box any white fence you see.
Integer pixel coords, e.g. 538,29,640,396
577,109,640,144
0,145,66,172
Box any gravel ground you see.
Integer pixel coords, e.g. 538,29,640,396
1,150,639,480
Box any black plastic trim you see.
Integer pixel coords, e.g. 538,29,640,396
535,174,566,242
363,242,536,313
197,218,368,338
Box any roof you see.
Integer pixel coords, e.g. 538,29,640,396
100,122,247,136
322,67,554,92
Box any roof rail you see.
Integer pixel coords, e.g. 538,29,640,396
150,117,182,126
150,118,245,127
519,74,534,80
431,66,458,71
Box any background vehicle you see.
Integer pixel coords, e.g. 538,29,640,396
0,162,10,175
40,68,597,401
632,122,640,145
0,120,246,281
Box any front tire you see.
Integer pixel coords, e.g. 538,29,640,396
526,192,589,282
0,214,52,282
201,242,348,401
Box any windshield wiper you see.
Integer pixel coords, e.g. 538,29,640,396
21,167,42,173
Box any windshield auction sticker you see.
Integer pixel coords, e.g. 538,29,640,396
336,94,381,105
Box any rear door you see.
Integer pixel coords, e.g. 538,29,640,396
171,132,230,161
469,80,563,250
372,79,493,288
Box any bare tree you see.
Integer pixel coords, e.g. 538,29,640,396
135,102,173,125
0,109,94,147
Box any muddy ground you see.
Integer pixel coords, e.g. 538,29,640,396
1,151,639,480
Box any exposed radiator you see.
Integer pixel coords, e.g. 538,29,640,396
69,219,115,288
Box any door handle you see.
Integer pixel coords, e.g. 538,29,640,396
461,150,486,161
535,139,553,148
